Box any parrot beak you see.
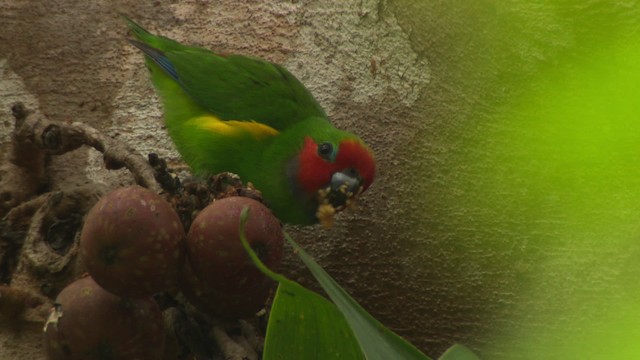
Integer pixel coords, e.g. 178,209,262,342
326,168,363,210
315,168,364,227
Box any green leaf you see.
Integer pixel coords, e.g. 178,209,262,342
284,232,431,360
263,282,365,359
439,344,481,360
239,208,364,359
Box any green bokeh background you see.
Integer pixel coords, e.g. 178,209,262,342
391,1,640,358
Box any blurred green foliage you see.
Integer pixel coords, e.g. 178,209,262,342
392,1,640,358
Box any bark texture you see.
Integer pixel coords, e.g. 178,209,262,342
1,0,436,359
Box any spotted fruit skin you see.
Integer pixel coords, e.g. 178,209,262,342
183,196,284,318
44,275,165,360
80,185,185,298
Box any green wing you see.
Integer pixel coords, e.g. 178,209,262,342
167,50,328,130
125,16,328,130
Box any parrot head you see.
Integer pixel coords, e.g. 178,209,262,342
295,136,375,226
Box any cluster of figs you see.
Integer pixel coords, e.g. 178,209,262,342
44,186,284,359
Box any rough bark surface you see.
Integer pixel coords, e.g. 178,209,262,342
1,1,434,359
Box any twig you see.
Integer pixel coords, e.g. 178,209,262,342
239,320,264,354
0,103,160,220
211,325,258,360
19,192,76,274
68,122,160,192
0,105,47,217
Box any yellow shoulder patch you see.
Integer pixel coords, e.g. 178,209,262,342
186,115,279,140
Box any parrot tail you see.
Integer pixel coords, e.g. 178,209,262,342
123,15,182,82
121,14,153,42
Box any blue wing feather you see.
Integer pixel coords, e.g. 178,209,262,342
129,40,180,82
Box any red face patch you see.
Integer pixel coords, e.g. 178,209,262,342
297,137,376,194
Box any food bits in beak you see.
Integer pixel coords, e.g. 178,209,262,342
315,185,364,228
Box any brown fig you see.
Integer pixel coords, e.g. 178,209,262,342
183,197,283,318
80,186,185,298
44,275,165,360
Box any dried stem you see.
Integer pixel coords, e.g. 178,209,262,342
211,325,259,360
0,102,160,219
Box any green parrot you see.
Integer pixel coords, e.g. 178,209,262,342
124,17,376,225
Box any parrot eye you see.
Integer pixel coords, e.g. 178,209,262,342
317,142,334,161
